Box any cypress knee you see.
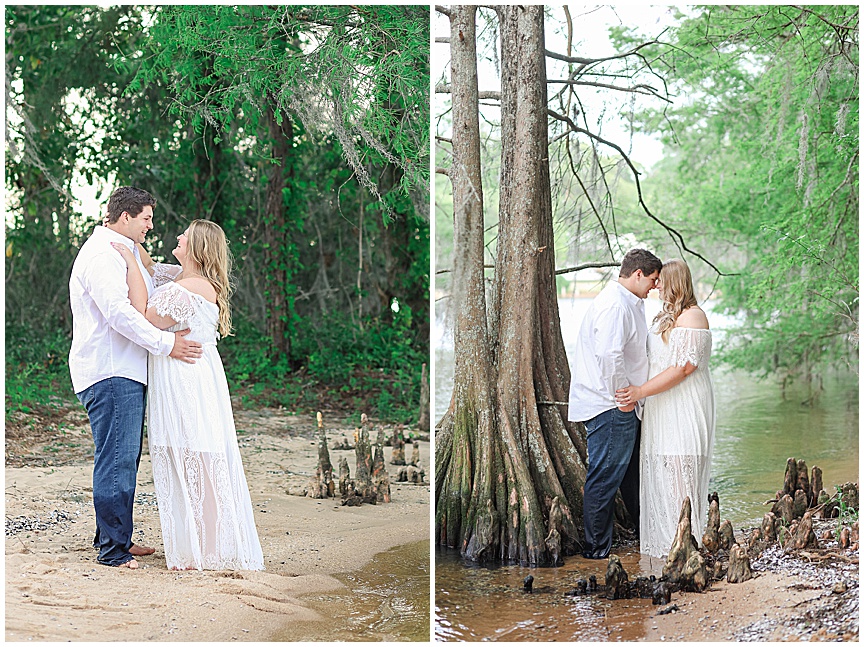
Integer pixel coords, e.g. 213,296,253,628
727,544,753,583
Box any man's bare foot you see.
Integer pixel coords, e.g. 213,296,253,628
129,543,156,556
118,558,139,569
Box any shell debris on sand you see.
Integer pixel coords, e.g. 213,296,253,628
5,509,79,536
731,520,859,641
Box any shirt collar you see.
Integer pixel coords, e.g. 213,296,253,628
612,279,642,306
92,225,142,262
93,225,135,249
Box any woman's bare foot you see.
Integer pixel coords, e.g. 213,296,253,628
169,565,197,571
118,558,139,569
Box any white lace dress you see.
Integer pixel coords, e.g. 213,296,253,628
639,326,715,558
146,264,264,570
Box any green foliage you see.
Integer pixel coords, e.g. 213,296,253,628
134,5,429,217
833,484,859,542
613,5,859,380
5,324,72,419
5,5,430,424
221,306,424,423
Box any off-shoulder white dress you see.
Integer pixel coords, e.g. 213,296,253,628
639,325,715,558
146,264,264,571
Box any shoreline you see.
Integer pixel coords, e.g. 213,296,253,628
5,408,430,642
434,523,859,642
645,537,859,641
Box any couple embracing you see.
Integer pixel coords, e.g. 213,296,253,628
569,248,716,560
69,186,263,570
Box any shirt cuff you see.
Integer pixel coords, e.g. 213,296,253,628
157,330,175,356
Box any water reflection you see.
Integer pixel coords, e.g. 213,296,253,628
283,541,430,642
436,547,670,642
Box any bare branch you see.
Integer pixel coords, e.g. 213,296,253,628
436,166,451,176
544,40,662,68
437,264,494,275
436,83,501,100
435,5,452,18
435,37,450,43
564,136,615,259
555,262,620,276
548,108,730,277
547,79,671,102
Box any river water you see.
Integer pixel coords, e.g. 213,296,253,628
434,296,859,641
282,540,430,641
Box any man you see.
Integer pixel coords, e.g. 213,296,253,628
568,248,662,559
69,186,202,568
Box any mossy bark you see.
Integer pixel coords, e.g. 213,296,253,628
435,5,588,567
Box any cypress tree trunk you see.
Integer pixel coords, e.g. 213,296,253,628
435,4,497,558
435,4,588,567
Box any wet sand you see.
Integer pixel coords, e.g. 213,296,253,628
5,407,430,642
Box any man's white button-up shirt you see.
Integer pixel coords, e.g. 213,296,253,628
68,226,175,393
568,280,649,422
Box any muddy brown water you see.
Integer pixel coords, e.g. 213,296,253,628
434,298,859,641
436,547,669,641
278,540,430,641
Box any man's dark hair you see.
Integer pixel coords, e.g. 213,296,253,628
106,187,156,224
619,248,662,278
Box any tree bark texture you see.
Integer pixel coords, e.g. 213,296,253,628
435,5,588,567
263,103,293,359
435,4,498,561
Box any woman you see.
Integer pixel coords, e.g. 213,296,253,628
615,259,715,559
112,220,264,571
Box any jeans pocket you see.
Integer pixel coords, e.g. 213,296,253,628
76,386,94,410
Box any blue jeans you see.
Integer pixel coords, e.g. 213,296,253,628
582,407,640,558
76,377,146,566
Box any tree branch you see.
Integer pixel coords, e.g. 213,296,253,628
435,5,452,18
547,79,671,102
544,40,662,69
564,135,615,259
436,83,501,100
790,5,858,32
555,262,620,276
437,264,494,275
547,108,730,277
435,37,450,43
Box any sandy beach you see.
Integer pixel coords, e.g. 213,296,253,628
5,405,430,642
644,546,859,641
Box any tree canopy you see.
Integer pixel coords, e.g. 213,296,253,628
616,5,859,384
6,5,430,423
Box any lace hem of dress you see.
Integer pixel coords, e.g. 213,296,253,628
640,453,710,557
150,444,264,571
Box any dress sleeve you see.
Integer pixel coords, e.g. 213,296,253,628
82,251,175,356
670,329,712,368
152,262,183,288
147,284,196,326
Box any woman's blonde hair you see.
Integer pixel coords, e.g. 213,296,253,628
653,259,698,342
187,219,233,337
